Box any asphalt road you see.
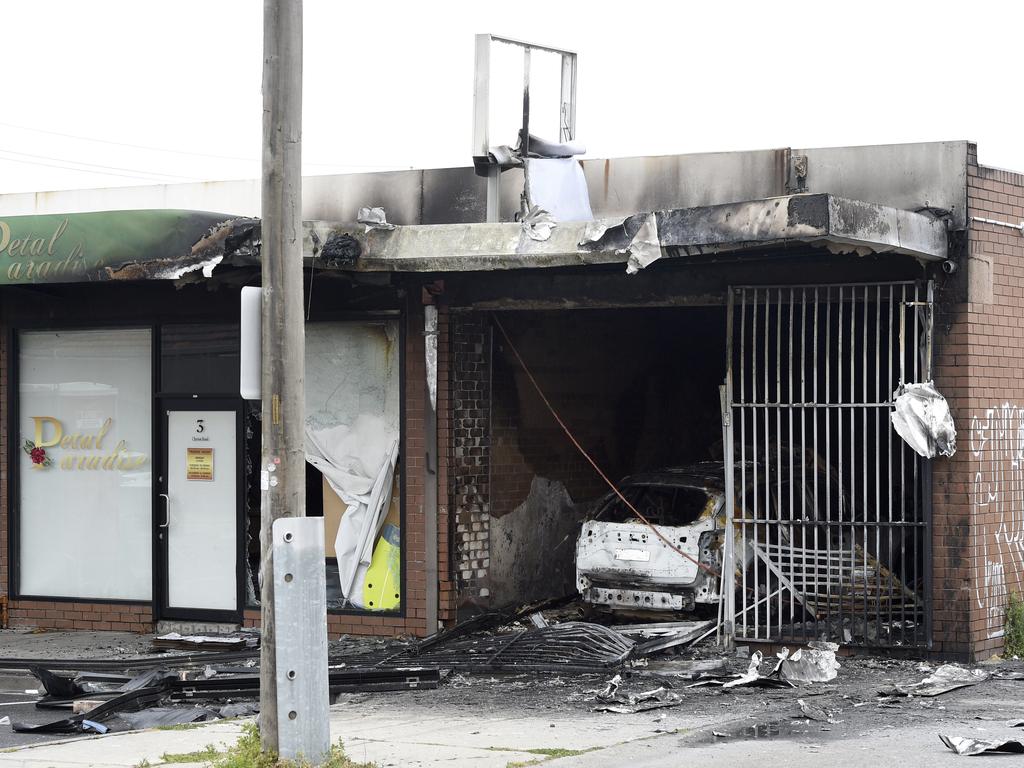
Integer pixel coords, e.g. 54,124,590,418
0,691,86,749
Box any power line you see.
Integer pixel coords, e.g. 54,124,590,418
0,150,197,183
0,119,255,163
0,120,415,169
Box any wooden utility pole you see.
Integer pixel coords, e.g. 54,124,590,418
259,0,304,754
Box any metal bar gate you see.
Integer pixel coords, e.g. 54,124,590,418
723,282,933,648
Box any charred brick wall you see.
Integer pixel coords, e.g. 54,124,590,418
448,313,492,604
933,145,1024,660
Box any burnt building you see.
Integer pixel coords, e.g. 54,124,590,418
0,140,1020,661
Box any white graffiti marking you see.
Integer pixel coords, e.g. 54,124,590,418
971,404,1024,639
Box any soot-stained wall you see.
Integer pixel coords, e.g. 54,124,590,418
449,307,727,612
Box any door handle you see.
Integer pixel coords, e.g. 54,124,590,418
159,493,170,528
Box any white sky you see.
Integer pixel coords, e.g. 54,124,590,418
2,0,1022,195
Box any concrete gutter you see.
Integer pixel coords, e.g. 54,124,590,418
302,193,948,274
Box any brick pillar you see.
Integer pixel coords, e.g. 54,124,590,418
448,314,491,605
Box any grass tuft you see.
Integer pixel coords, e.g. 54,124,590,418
1006,592,1024,658
206,722,376,768
160,745,220,764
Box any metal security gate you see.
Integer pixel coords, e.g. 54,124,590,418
722,282,932,648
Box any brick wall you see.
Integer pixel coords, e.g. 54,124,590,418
448,314,491,603
932,144,1024,660
962,145,1024,658
436,304,457,621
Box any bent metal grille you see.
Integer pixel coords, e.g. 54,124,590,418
724,282,932,648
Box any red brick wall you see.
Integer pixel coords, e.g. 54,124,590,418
963,145,1024,658
933,144,1024,660
436,304,457,622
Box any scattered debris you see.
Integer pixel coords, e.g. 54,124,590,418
797,698,837,723
778,642,841,684
152,633,252,652
118,706,220,729
386,622,634,673
688,651,795,690
939,735,1024,756
880,664,989,698
593,686,682,714
529,612,550,629
891,382,956,458
356,207,396,232
993,670,1024,680
617,620,717,657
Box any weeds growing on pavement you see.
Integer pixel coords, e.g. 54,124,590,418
207,722,376,768
1007,592,1024,658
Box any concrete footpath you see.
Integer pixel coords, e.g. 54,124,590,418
0,694,1019,768
0,703,708,767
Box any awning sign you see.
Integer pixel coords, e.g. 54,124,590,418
186,448,214,481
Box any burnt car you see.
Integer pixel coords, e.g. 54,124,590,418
575,464,726,614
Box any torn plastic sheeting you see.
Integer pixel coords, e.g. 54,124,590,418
778,641,841,683
891,382,956,458
424,304,438,411
525,158,593,223
521,205,556,241
623,213,662,275
940,734,1024,756
357,207,396,233
880,664,988,697
304,414,399,607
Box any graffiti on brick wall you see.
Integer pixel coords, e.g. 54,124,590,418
970,404,1024,639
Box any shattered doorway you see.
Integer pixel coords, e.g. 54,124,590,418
724,283,933,648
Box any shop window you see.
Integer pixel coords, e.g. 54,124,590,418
303,320,401,612
160,323,240,395
17,328,153,601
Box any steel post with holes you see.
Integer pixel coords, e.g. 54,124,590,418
273,518,330,763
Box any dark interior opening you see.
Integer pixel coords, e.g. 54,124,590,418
593,484,714,526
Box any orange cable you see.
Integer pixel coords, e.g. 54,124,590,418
491,315,719,577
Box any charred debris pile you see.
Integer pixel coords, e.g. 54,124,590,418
0,603,722,734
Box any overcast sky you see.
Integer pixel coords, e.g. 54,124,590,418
2,0,1022,195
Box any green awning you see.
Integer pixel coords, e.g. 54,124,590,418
0,209,257,285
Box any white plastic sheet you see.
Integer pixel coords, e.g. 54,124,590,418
891,381,957,458
304,321,400,609
525,158,594,223
305,416,398,606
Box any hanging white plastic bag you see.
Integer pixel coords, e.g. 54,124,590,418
891,382,956,458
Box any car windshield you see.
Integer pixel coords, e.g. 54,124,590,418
597,484,716,526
